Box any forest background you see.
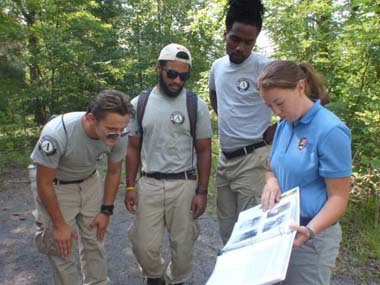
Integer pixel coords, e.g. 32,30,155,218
1,0,379,282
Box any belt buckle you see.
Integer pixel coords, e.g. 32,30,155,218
187,169,196,179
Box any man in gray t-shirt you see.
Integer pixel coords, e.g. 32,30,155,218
31,90,134,285
125,43,212,285
208,1,275,245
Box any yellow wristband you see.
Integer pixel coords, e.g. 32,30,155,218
125,186,136,191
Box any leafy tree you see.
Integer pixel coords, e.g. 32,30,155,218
1,0,128,123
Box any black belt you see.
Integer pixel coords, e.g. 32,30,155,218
142,170,197,180
53,169,97,185
222,141,267,159
300,216,313,226
300,216,337,227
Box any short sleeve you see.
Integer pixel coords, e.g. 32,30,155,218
31,127,65,169
318,125,352,178
109,136,128,163
127,97,141,137
196,99,213,139
208,62,216,91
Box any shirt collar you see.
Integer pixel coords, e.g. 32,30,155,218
293,100,322,127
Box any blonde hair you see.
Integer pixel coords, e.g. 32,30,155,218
258,60,329,102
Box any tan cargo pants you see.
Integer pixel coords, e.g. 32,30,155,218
33,173,111,285
129,176,200,284
216,146,270,244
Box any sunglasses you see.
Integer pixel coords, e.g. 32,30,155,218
163,68,190,81
105,129,129,139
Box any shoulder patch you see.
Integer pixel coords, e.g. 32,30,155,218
38,135,58,156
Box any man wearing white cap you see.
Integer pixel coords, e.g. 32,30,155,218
124,43,212,285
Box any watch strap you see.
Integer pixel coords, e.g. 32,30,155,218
195,187,208,195
100,204,114,216
305,226,315,239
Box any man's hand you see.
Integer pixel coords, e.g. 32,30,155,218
263,123,277,145
124,190,137,214
54,223,78,259
89,213,110,241
191,194,207,219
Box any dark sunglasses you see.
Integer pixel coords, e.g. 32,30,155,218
105,129,129,139
163,68,190,81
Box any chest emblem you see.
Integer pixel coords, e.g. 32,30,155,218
170,111,185,125
298,137,308,150
236,78,254,92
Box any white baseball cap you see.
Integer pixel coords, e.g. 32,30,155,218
158,43,192,67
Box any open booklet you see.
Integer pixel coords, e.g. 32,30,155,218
207,187,300,285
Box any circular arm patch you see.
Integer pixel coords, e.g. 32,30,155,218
38,135,58,156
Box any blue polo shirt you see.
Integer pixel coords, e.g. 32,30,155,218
270,101,352,218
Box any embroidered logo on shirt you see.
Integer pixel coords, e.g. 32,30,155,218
236,78,255,92
298,137,308,150
38,135,58,155
170,111,185,125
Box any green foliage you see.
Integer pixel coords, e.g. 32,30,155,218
0,0,226,126
338,200,380,281
1,0,128,123
119,0,226,98
0,0,226,172
0,120,39,172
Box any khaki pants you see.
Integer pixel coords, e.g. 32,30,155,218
129,176,200,284
216,146,270,244
33,174,111,285
277,223,342,285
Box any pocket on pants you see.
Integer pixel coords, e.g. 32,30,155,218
191,219,200,241
34,221,59,256
128,223,136,242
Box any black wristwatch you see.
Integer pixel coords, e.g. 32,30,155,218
100,204,114,216
195,187,208,195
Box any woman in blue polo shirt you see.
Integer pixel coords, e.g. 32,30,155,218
257,60,352,285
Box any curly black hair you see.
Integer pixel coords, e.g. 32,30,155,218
225,0,265,32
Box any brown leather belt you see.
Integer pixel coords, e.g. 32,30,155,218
222,141,267,159
53,169,97,185
142,170,197,180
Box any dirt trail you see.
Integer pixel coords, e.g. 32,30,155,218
0,166,376,284
0,167,221,285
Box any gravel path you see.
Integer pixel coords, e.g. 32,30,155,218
0,168,221,285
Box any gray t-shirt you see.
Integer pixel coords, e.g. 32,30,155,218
128,87,212,173
31,112,128,181
209,52,272,152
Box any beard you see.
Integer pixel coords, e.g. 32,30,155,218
159,73,184,97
